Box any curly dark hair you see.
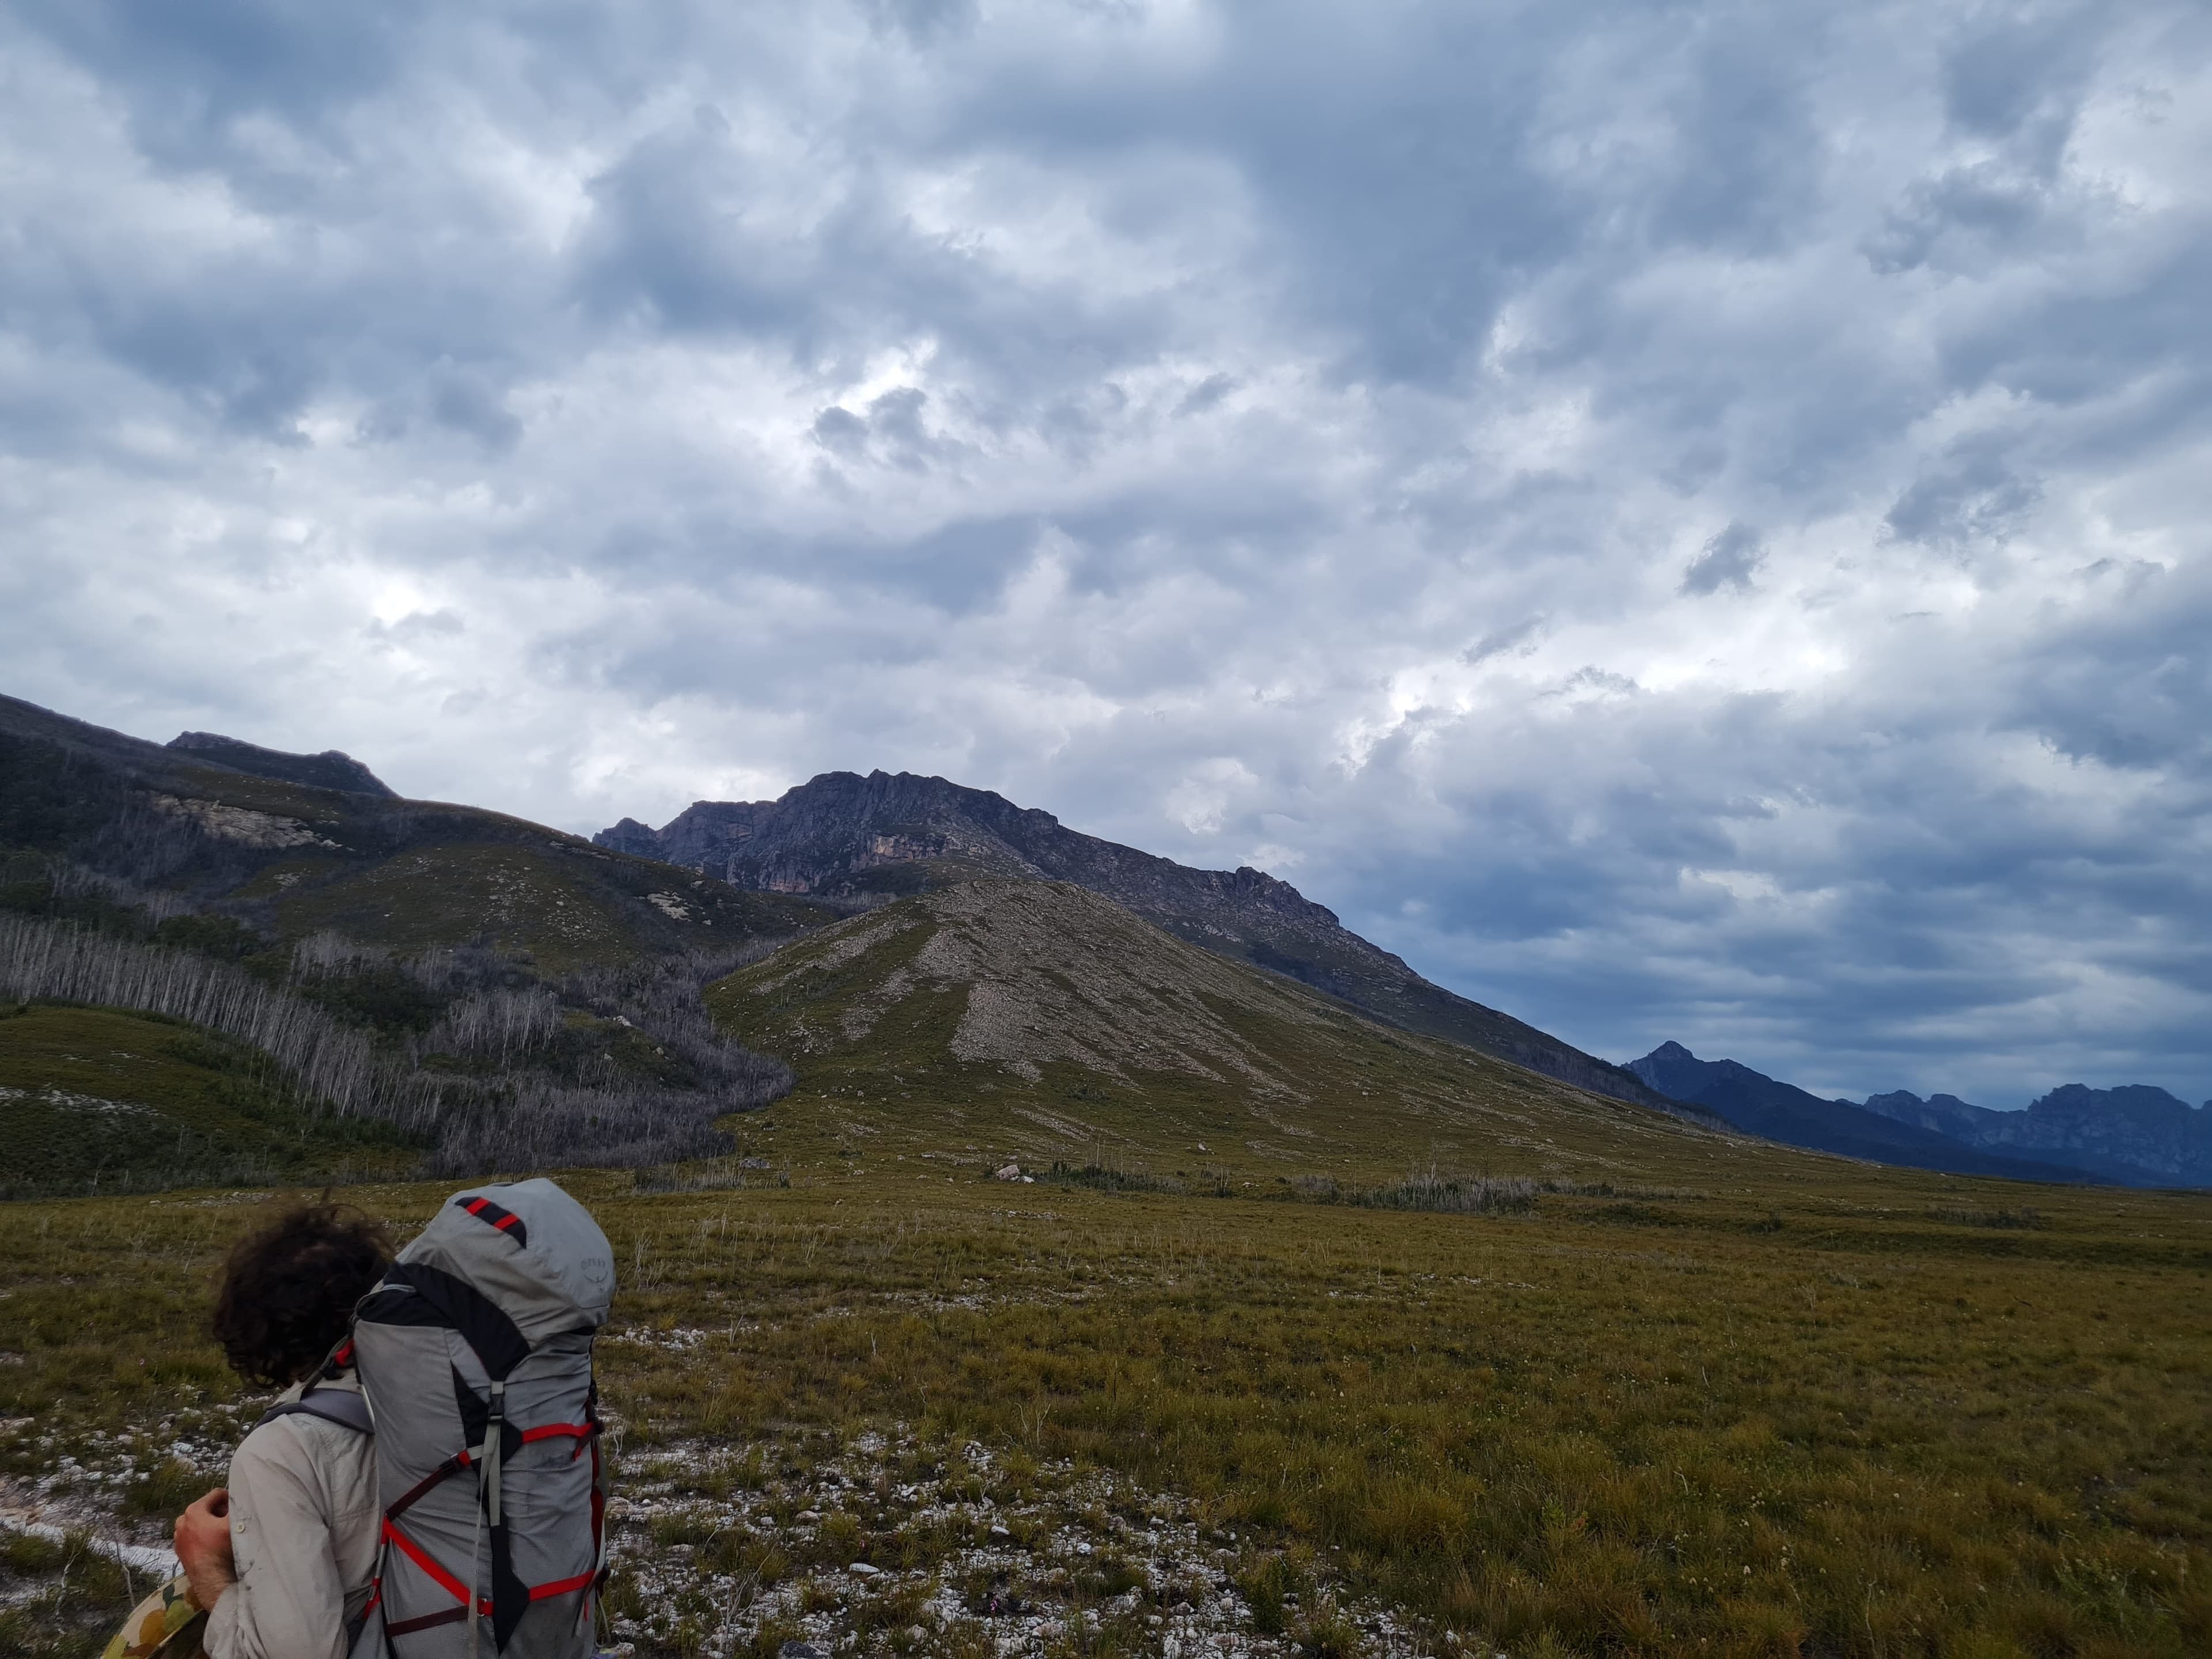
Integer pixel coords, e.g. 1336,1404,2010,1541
211,1203,392,1388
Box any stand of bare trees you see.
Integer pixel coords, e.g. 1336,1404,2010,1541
561,941,790,1100
425,1078,740,1175
2,907,796,1177
0,914,432,1124
416,986,565,1068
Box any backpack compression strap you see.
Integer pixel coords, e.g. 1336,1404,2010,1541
453,1195,529,1248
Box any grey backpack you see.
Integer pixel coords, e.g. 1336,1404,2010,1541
346,1179,617,1657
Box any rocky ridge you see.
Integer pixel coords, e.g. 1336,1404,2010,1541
166,730,396,797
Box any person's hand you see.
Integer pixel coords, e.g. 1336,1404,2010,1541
174,1488,237,1611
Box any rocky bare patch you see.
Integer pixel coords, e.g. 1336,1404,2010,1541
599,1429,1427,1658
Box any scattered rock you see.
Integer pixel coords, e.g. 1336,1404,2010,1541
151,794,338,850
994,1163,1022,1181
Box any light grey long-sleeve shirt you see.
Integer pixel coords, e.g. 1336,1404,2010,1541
204,1373,380,1659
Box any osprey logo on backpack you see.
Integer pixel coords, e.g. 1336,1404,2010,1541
346,1179,616,1657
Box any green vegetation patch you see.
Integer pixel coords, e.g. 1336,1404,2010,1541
267,841,825,974
270,843,643,968
0,1003,421,1198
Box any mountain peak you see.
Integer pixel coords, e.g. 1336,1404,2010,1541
601,777,1692,1118
2029,1083,2202,1121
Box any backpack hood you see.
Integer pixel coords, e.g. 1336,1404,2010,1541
397,1178,615,1346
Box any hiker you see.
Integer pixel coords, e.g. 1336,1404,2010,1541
173,1202,390,1659
151,1181,615,1659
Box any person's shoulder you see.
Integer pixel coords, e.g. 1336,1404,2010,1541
235,1377,372,1471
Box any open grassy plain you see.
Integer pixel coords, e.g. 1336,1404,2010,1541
2,1147,2207,1659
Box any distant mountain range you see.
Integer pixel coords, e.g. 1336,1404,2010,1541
1861,1082,2212,1188
597,771,1701,1121
1629,1041,2212,1188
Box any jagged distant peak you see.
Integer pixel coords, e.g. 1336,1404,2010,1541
2028,1082,2207,1119
166,730,397,797
1632,1041,2210,1188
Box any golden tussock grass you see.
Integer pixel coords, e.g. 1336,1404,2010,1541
2,1157,2208,1657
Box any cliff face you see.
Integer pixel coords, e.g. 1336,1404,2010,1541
1982,1085,2212,1185
600,770,1699,1119
1861,1089,1999,1142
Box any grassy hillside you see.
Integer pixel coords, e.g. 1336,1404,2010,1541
707,878,1748,1187
0,691,832,972
0,694,835,1183
0,1003,421,1197
2,1166,2207,1659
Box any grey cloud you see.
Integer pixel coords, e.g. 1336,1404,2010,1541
1884,441,2043,551
811,406,870,457
1940,3,2102,161
2,0,2209,1109
1680,524,1765,594
859,0,978,44
1174,374,1236,417
368,609,466,645
13,0,421,172
810,389,965,474
1639,23,1830,256
1863,163,2051,275
1461,618,1546,665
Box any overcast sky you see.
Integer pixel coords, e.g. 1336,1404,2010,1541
4,1,2208,1108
